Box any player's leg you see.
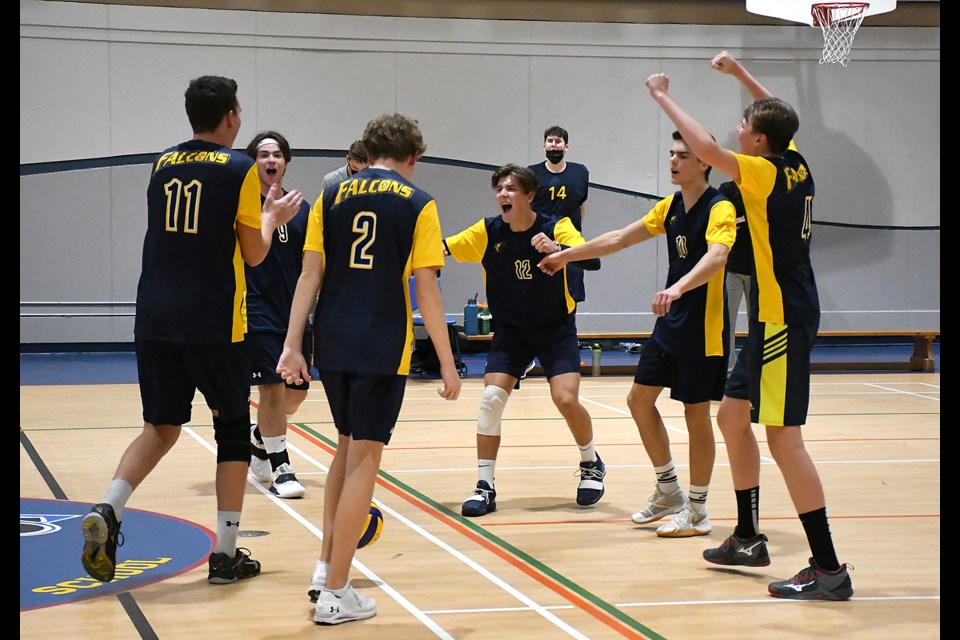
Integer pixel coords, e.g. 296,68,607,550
627,339,685,524
538,315,604,507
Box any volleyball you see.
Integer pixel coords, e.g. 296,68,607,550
358,502,384,549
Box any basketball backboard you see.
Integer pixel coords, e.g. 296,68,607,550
746,0,897,26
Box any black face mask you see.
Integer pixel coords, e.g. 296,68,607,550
545,150,565,164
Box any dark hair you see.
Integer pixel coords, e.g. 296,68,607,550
245,130,292,163
490,164,538,194
347,139,367,164
362,114,426,162
184,75,239,134
543,125,569,144
671,130,714,180
743,97,799,156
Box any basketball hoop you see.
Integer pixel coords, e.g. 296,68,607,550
811,2,870,66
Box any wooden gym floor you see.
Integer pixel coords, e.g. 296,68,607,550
20,371,940,639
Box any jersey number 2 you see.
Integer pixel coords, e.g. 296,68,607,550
350,211,377,269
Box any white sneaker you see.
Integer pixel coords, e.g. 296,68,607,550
269,462,305,499
249,423,272,483
631,486,687,524
307,560,328,603
656,504,712,538
314,583,377,625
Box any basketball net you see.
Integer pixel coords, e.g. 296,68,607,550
811,2,870,66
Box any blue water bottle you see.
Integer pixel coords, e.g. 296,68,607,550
464,294,479,335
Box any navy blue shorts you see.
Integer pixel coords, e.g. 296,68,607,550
633,337,727,403
725,317,818,426
485,314,582,380
319,371,406,445
245,330,311,390
136,338,250,425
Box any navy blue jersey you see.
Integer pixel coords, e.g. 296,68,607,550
528,161,589,230
445,214,597,327
135,140,261,345
735,143,820,325
245,193,311,334
641,187,736,357
306,167,445,376
718,180,753,276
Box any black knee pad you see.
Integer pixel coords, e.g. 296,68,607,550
214,415,251,463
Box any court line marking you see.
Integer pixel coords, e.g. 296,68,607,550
290,424,665,640
181,425,455,640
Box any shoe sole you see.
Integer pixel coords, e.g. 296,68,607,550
270,483,305,499
208,568,261,585
631,503,684,525
768,587,853,601
81,512,115,582
576,487,605,507
314,609,377,625
461,502,496,517
703,554,771,567
656,525,712,538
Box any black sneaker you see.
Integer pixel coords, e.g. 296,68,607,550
768,557,854,601
208,548,262,584
575,454,606,506
703,533,771,567
81,503,123,582
461,480,497,517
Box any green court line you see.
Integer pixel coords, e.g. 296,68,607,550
299,423,667,640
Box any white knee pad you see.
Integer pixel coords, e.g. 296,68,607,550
477,385,509,437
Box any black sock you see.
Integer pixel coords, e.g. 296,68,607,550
733,486,760,539
799,508,840,571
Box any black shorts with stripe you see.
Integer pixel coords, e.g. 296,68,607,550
725,317,819,426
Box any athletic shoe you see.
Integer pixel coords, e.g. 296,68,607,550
250,423,272,483
656,504,712,537
81,503,123,582
575,454,606,506
207,547,261,584
768,558,854,601
269,462,305,499
630,486,687,524
314,583,377,625
461,480,497,517
521,359,536,379
702,533,771,567
307,560,329,603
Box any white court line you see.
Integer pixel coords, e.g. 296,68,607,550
180,427,593,639
180,427,454,639
864,382,941,402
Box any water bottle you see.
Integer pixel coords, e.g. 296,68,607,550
591,343,602,377
464,294,479,336
478,305,492,335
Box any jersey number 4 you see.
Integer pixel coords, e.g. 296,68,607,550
350,211,377,269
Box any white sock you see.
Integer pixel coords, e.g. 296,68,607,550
263,435,286,455
102,479,134,522
689,484,709,512
215,510,241,555
577,438,597,463
654,462,681,494
478,459,496,486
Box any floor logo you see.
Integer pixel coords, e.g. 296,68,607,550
20,498,214,611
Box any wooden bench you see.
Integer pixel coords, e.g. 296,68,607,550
459,330,939,374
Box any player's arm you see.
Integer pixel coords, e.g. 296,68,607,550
444,219,487,263
277,249,322,385
645,73,741,184
413,267,461,400
238,181,304,266
652,242,730,318
579,202,587,227
711,50,773,101
539,216,653,275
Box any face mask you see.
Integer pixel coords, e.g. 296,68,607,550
545,150,565,164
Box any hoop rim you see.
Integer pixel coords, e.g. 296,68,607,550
811,2,871,27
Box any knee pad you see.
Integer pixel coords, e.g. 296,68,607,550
477,385,509,437
214,415,251,463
